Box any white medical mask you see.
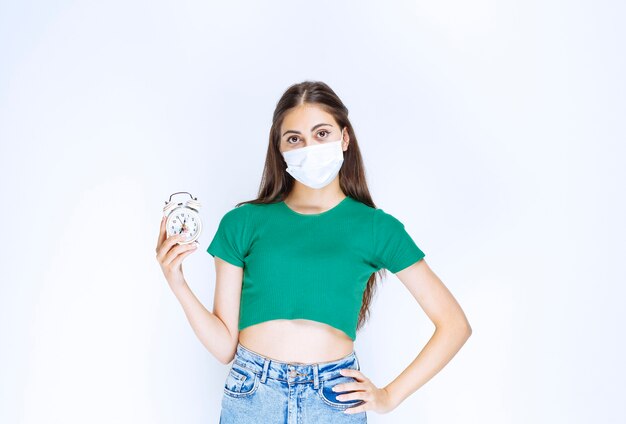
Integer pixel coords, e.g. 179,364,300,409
282,135,345,189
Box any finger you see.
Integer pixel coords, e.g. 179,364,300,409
336,391,367,403
343,402,368,414
157,233,189,261
339,368,367,382
157,215,167,249
168,242,199,268
333,381,366,393
162,240,197,266
163,241,198,267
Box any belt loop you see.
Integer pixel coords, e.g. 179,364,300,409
354,351,361,370
313,363,319,389
261,357,270,383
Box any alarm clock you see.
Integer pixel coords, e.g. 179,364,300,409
163,192,202,244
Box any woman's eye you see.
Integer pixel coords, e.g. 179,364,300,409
287,136,299,144
318,130,329,138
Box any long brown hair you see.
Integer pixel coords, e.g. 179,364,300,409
235,80,388,336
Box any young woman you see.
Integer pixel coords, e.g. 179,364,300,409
156,81,472,423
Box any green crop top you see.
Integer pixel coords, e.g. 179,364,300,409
206,195,425,341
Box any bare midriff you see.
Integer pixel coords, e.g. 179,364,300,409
238,318,355,364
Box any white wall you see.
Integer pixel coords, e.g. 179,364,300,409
1,1,624,423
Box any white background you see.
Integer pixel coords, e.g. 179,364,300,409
1,1,624,423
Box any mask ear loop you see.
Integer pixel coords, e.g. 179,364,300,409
339,127,348,148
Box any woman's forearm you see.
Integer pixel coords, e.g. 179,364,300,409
170,280,234,364
384,323,472,408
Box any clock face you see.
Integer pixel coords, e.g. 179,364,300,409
167,207,201,241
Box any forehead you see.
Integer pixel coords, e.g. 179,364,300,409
281,104,337,132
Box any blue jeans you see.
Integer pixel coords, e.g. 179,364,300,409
219,342,368,423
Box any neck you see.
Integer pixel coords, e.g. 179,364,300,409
284,180,346,207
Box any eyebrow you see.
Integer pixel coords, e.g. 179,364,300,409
282,123,334,137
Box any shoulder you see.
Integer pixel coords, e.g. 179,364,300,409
218,201,278,224
372,206,407,231
341,197,405,226
343,196,378,216
217,202,253,226
372,207,401,221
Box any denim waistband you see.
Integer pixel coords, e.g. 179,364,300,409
232,342,360,388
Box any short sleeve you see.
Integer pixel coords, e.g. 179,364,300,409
206,205,250,268
372,208,425,273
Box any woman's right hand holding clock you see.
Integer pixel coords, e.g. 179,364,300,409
156,215,198,288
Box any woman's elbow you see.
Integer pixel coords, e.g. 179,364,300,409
437,315,472,338
464,322,472,338
459,317,472,339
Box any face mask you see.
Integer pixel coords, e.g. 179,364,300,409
282,133,345,189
